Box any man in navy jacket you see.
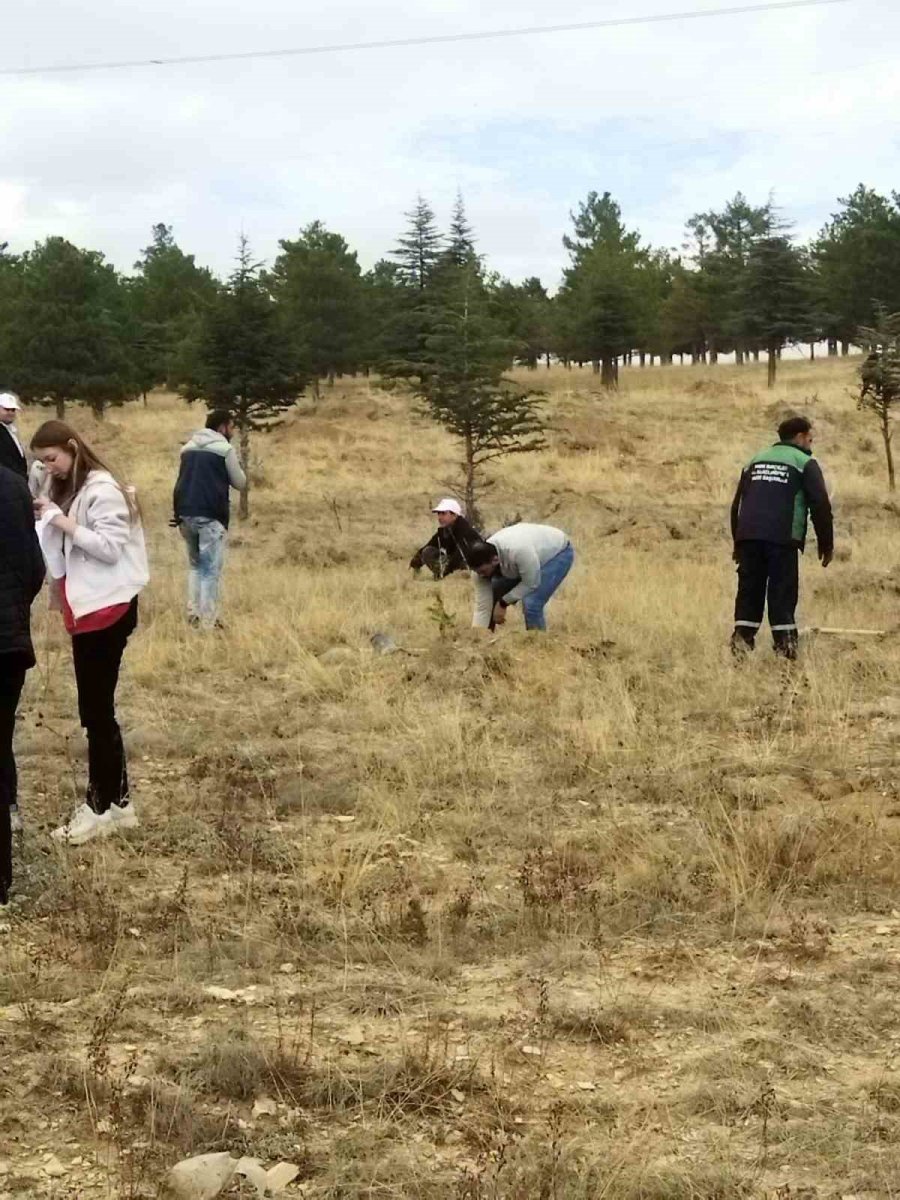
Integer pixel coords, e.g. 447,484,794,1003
173,410,247,630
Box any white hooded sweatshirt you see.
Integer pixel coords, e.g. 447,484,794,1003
37,470,150,620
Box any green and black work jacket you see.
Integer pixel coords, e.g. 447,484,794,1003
730,442,833,554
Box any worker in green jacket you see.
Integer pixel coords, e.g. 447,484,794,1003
730,416,834,660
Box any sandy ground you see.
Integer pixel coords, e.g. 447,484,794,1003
3,358,900,1199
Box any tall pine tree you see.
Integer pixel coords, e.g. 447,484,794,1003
128,223,217,398
361,259,405,372
416,261,544,523
392,196,443,289
4,237,136,418
687,194,773,363
270,221,366,398
858,308,900,491
0,245,23,383
736,227,812,387
387,206,543,521
813,186,900,354
185,236,304,518
382,196,446,379
440,192,478,270
492,277,553,369
557,192,648,387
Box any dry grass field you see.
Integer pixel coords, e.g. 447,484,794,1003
4,357,900,1199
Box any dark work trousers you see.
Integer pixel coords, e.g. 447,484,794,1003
71,599,138,814
0,660,27,905
732,540,800,659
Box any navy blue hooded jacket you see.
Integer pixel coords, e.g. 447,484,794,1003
173,429,247,528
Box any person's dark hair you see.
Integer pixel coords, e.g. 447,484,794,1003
206,409,233,432
467,541,499,569
778,415,812,442
30,420,139,520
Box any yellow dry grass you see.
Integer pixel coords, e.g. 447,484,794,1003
4,357,900,1198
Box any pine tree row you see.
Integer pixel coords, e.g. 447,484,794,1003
2,183,900,422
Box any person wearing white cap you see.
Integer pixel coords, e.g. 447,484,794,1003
0,393,27,480
409,498,484,579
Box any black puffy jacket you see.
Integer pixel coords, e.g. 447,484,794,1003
409,516,484,576
0,466,45,667
0,426,26,479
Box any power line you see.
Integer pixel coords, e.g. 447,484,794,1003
0,0,853,79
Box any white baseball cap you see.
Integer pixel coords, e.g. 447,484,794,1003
0,392,20,411
432,497,463,516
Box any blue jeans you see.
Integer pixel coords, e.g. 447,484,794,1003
522,543,575,631
180,517,227,626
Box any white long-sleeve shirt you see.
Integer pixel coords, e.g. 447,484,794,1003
472,523,570,627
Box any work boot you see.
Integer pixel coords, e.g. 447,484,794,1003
773,632,798,661
730,628,755,660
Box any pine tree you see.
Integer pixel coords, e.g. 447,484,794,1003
858,308,900,491
417,262,545,522
392,196,443,290
658,267,710,364
360,259,405,371
3,237,136,418
0,245,23,382
441,192,478,269
270,221,366,399
635,249,675,364
380,196,446,378
687,194,773,363
185,235,304,518
736,229,812,387
813,186,900,354
492,277,553,369
128,223,217,398
563,191,641,266
558,193,649,388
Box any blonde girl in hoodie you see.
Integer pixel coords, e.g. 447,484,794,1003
31,421,149,846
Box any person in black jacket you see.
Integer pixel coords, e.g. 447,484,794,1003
0,464,46,903
730,415,834,660
409,499,484,578
410,499,522,631
0,392,28,479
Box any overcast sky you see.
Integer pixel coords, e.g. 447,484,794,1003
1,0,896,287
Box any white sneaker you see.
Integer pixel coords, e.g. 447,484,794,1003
109,802,139,830
9,807,21,833
51,803,112,846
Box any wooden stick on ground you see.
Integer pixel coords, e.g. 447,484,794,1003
801,626,889,637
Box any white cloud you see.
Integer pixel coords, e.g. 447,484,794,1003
1,0,897,281
0,182,26,232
